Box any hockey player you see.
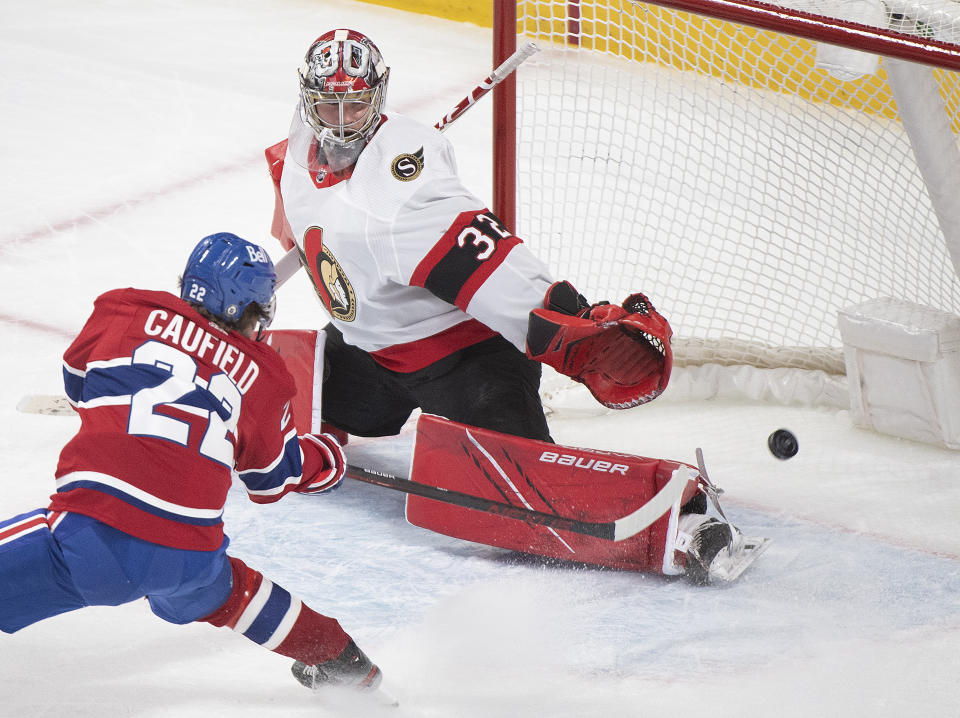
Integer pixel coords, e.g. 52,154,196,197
0,233,383,696
266,28,673,443
263,30,768,584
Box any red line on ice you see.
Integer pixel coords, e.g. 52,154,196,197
4,156,260,248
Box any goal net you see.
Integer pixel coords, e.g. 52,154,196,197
493,0,960,404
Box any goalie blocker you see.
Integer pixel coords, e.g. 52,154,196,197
526,281,673,409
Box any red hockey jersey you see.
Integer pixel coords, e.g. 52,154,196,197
50,288,329,551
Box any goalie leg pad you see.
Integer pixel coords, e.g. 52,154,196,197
405,415,701,574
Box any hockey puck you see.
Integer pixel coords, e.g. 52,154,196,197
767,429,798,460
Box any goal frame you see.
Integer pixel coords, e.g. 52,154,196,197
493,0,960,225
490,0,960,413
492,0,960,379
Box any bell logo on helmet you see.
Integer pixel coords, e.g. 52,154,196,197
245,245,270,264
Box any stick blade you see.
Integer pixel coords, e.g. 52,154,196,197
16,394,75,416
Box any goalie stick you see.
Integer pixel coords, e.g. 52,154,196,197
16,394,770,581
434,41,539,132
272,41,540,287
348,462,691,542
16,393,688,543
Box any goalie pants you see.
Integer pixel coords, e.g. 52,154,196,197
321,326,553,442
0,510,351,665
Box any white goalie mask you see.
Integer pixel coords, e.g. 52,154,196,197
298,29,390,172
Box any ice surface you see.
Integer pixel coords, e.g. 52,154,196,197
1,1,959,716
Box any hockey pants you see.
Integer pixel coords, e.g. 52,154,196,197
0,509,232,632
0,510,351,665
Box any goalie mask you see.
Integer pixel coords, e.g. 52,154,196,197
298,29,390,172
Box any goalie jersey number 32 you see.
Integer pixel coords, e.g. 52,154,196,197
410,209,520,310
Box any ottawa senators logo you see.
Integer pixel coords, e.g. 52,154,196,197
300,227,356,322
390,147,425,181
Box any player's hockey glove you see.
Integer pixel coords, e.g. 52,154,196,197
296,432,347,494
526,280,673,409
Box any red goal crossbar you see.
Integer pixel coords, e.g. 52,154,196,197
492,0,960,227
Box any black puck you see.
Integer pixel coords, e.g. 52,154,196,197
768,429,798,460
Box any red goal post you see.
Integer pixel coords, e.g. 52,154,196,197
492,0,960,403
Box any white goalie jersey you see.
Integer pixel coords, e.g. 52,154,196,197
267,110,554,372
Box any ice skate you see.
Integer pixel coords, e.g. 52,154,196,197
684,517,770,585
292,639,398,707
292,639,383,691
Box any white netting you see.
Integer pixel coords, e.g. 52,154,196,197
512,0,960,375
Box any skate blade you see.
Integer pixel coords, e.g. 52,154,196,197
708,536,771,583
315,684,400,713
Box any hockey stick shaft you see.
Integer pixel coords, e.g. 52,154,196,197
347,463,617,540
274,245,302,287
273,42,540,285
15,393,690,541
346,461,691,543
434,42,539,132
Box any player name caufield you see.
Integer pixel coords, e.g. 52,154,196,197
143,310,260,393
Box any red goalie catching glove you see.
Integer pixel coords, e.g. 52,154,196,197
525,281,673,409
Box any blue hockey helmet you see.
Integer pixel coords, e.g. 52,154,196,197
181,233,276,329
